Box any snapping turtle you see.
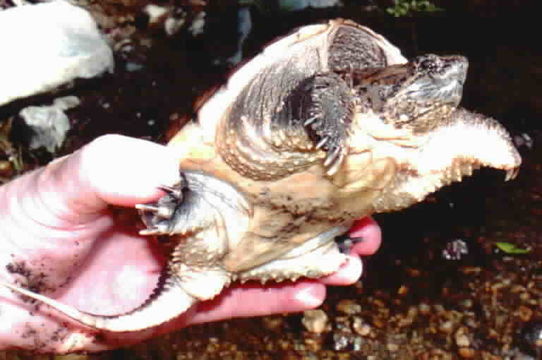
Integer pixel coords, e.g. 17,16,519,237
2,19,520,332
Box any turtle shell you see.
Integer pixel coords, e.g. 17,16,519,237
166,19,408,273
167,19,406,174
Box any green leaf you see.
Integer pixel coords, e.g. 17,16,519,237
495,242,531,254
386,0,442,17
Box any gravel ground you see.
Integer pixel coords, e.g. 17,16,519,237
0,1,541,358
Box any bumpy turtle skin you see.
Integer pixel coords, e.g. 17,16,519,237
0,19,521,333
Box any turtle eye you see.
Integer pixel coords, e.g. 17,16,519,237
415,54,445,76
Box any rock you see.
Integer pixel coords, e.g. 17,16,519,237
454,327,471,347
352,317,372,337
439,320,455,334
386,342,399,352
442,238,469,260
0,161,13,179
19,96,80,153
458,347,476,358
419,303,431,315
519,321,542,357
302,309,329,334
336,299,362,315
144,4,169,27
261,316,284,332
278,0,342,11
225,6,251,65
518,305,534,322
0,1,113,107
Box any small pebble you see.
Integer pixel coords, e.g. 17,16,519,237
518,305,534,322
336,299,362,315
0,160,13,177
302,309,329,334
519,321,542,356
397,285,409,296
455,327,471,347
439,320,454,334
352,317,371,336
458,347,476,358
459,299,473,310
333,331,351,351
303,334,323,352
386,343,399,352
262,316,284,332
419,303,431,315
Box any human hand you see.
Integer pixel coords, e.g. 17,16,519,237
0,135,381,353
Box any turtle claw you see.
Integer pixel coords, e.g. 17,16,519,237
302,114,346,175
324,145,342,167
295,72,352,175
335,233,364,254
159,184,183,200
135,203,174,219
304,116,319,127
315,137,329,150
138,178,185,235
324,145,345,176
139,226,168,236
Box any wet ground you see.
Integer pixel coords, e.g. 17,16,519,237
1,1,541,358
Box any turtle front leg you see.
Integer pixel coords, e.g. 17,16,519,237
296,73,354,175
137,171,250,299
136,179,230,304
137,173,212,236
136,178,185,235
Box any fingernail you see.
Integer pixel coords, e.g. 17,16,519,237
338,236,363,254
154,147,182,187
348,229,368,240
348,217,373,236
293,285,324,308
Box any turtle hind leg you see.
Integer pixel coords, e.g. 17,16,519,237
235,226,349,283
300,73,354,175
237,238,347,283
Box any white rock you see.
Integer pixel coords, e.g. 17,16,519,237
144,4,169,25
302,309,329,334
278,0,342,11
19,96,80,153
226,7,251,65
0,1,114,106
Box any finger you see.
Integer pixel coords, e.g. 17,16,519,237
87,282,327,352
319,254,362,285
348,217,382,256
187,281,326,324
73,134,180,212
1,134,179,232
10,135,180,226
318,217,381,285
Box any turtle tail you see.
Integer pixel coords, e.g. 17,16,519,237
0,274,196,332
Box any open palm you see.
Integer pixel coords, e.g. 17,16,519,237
0,135,381,353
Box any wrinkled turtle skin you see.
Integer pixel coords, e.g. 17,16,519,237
1,19,521,332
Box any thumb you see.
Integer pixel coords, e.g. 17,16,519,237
4,135,180,227
76,134,180,208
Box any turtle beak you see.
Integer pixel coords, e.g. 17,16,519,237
443,56,468,106
419,108,521,184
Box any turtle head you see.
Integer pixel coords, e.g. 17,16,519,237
341,55,520,213
354,54,468,132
